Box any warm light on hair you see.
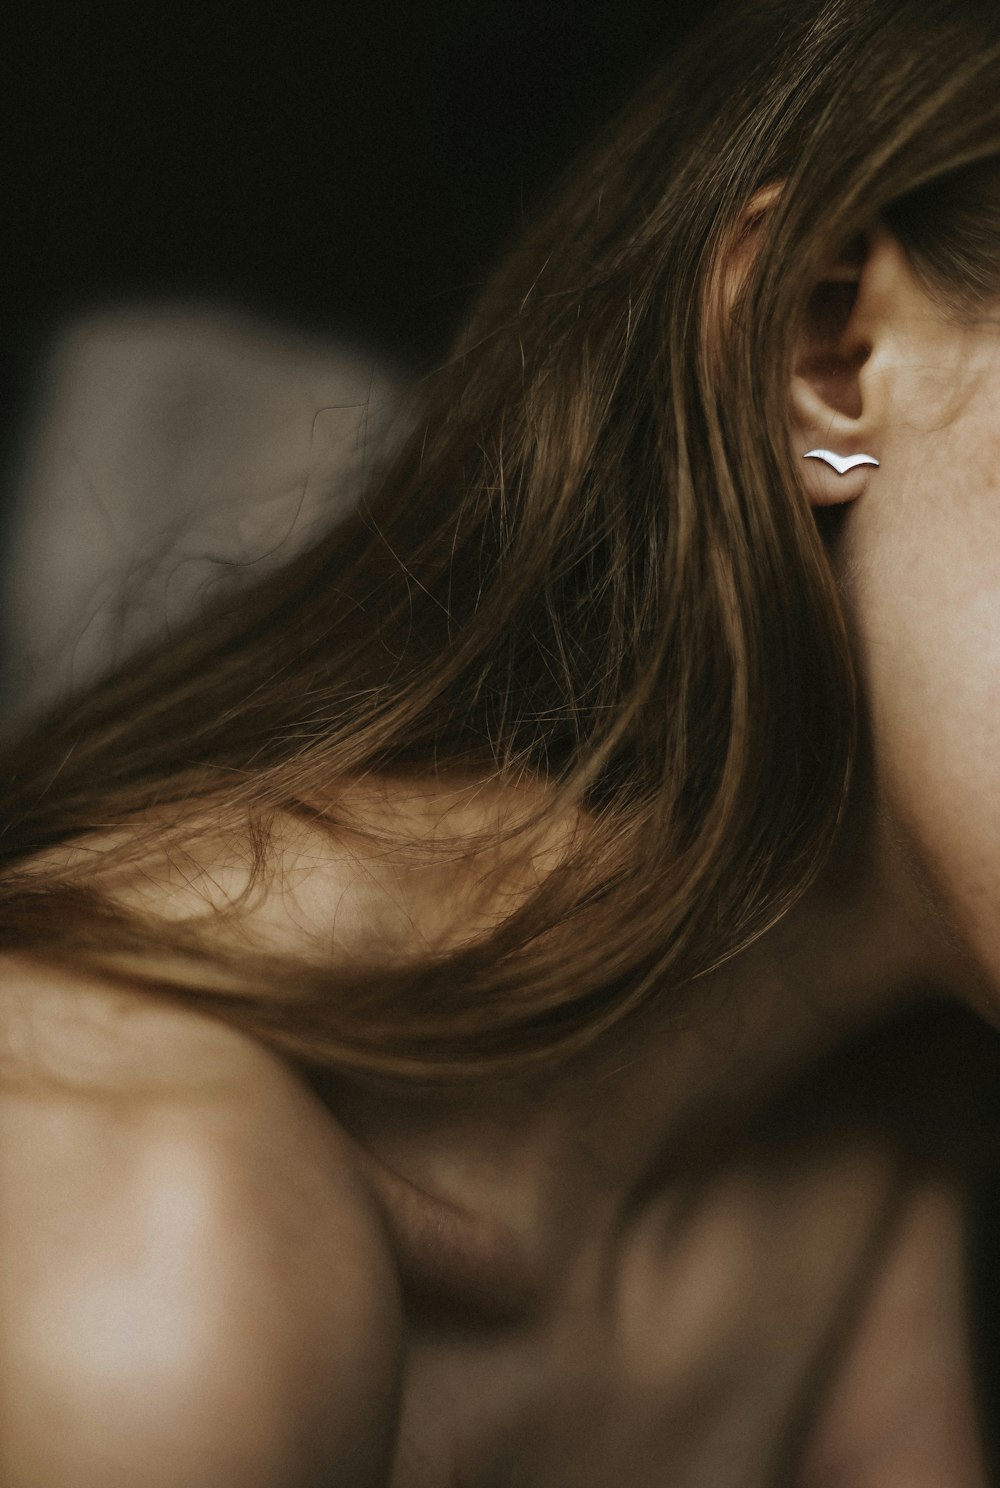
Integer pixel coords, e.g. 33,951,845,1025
2,0,1000,1084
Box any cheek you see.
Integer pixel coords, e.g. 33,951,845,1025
844,414,1000,991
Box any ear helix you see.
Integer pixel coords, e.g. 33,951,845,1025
804,449,879,475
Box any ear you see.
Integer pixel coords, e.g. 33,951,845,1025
719,186,902,508
789,222,905,508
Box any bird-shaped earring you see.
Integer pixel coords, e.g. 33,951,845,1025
804,449,879,474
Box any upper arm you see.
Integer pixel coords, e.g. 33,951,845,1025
0,969,404,1487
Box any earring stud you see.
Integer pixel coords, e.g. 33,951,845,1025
804,449,879,474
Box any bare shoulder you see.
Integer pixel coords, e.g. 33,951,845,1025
0,956,403,1488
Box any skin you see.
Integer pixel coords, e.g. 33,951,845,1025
794,223,1000,1022
3,211,1000,1483
0,964,405,1488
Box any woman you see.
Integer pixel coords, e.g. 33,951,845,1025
2,0,1000,1481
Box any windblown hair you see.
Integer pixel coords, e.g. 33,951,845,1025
2,0,1000,1083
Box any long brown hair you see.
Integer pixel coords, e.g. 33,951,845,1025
2,0,1000,1084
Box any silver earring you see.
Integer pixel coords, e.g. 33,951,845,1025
804,449,879,474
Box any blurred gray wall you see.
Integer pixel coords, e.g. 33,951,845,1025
7,307,402,717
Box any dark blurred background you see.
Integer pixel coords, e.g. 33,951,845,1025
2,1,702,708
5,2,696,436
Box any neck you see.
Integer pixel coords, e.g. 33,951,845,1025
325,781,969,1324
